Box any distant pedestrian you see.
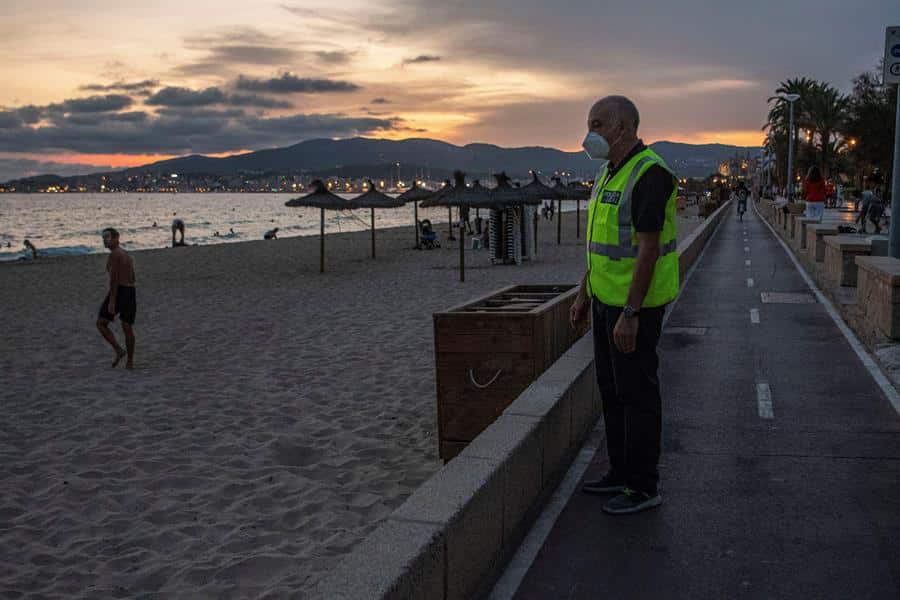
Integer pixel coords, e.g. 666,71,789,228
857,176,884,234
459,206,472,234
734,181,748,221
802,166,826,221
96,228,136,369
172,218,186,247
23,239,37,259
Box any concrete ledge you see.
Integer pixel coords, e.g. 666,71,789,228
311,202,730,600
857,256,900,340
807,224,839,263
796,217,819,250
824,235,872,287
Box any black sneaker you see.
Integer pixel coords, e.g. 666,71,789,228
602,487,662,515
582,473,626,495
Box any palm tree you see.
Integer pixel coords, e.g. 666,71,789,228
763,77,816,187
804,82,848,177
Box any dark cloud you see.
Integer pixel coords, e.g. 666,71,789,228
0,105,399,156
170,62,230,77
402,54,441,65
235,73,360,94
16,106,44,124
226,94,293,109
0,112,22,130
207,45,300,64
314,50,355,64
49,94,134,114
155,107,247,120
371,97,390,104
145,86,227,107
80,80,159,92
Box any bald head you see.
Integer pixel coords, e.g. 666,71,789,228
589,95,640,134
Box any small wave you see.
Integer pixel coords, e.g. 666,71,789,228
0,244,95,262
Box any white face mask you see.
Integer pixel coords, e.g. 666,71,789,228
582,131,610,161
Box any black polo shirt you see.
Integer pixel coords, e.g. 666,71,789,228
603,140,674,233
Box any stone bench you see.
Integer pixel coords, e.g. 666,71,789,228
824,235,871,287
795,217,820,249
806,224,839,262
856,256,900,339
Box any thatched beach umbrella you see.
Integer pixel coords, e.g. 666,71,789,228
519,171,563,254
396,181,433,249
285,179,360,273
353,179,403,259
566,180,592,238
420,171,494,282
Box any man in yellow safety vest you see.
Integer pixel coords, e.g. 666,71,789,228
570,95,679,515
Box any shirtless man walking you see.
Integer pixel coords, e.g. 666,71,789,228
96,227,137,368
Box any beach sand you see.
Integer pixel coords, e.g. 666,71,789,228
0,208,702,598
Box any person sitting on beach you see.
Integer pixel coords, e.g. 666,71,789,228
23,239,37,259
171,218,186,247
96,227,137,369
264,227,279,240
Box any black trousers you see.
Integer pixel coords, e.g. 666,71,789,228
592,299,666,495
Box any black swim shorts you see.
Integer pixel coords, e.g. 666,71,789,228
98,286,137,324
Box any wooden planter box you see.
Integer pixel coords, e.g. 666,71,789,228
433,284,589,461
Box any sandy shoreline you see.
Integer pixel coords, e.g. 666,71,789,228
0,210,701,597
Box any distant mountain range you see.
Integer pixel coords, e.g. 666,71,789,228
3,137,760,187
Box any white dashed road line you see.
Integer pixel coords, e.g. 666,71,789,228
747,278,755,288
745,259,751,267
757,383,774,419
750,308,760,324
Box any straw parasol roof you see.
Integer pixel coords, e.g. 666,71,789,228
489,171,534,206
565,180,592,200
419,171,494,208
520,171,564,202
285,179,359,209
353,179,404,208
396,181,434,204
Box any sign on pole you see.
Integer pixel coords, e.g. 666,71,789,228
885,27,900,84
886,27,900,259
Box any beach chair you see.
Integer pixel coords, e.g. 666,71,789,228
418,219,441,249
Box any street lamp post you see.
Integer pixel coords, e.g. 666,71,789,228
781,93,801,201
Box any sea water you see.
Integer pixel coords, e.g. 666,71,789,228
0,193,519,262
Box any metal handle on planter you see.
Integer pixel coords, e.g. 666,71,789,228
469,368,502,389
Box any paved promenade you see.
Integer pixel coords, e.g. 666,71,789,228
500,203,900,599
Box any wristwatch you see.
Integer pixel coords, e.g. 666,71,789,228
622,304,640,318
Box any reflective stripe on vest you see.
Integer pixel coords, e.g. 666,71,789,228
588,238,678,259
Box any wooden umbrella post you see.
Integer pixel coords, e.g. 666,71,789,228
448,206,455,241
320,207,325,273
414,201,420,249
371,207,376,258
576,199,580,238
557,197,562,245
533,206,539,255
459,214,465,282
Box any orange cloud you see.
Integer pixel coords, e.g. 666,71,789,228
13,150,250,170
658,130,765,148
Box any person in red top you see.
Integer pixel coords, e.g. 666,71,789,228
803,165,826,221
824,179,836,207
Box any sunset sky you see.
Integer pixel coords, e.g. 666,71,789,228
0,0,894,180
